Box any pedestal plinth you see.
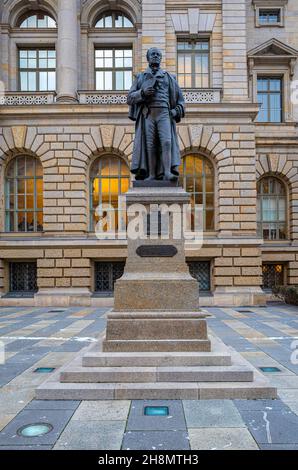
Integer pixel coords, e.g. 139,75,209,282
103,184,211,353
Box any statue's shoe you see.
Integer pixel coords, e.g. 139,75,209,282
144,175,156,181
164,172,178,182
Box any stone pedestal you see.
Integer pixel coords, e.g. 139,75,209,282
104,184,210,352
36,184,277,400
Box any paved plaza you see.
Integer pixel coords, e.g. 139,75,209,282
0,303,298,450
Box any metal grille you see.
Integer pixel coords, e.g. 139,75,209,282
187,261,211,292
262,263,284,290
9,262,37,293
95,261,125,294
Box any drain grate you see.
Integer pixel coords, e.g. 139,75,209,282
237,310,253,313
47,310,65,313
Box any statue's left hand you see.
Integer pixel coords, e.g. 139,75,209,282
170,109,177,118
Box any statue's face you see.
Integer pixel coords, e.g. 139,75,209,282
147,48,162,67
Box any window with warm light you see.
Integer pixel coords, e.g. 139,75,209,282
177,40,209,88
90,155,130,232
262,263,285,289
94,11,133,28
179,155,214,231
18,12,56,28
18,49,56,91
5,156,43,232
257,176,287,240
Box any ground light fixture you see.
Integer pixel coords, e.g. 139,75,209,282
34,367,55,373
144,406,169,416
259,366,282,373
17,423,53,438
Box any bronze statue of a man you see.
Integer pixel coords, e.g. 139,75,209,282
127,47,185,181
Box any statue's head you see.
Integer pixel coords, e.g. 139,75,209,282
146,48,162,68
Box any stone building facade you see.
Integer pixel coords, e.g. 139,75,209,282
0,0,298,307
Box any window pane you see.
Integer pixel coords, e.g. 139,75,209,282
39,71,48,91
116,71,124,90
104,71,113,90
96,71,104,90
48,71,56,90
20,72,28,91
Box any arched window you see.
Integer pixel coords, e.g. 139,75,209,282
5,156,43,233
18,11,56,28
257,176,287,240
179,155,215,231
95,11,133,28
90,155,130,232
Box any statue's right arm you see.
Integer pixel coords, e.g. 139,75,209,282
127,74,144,105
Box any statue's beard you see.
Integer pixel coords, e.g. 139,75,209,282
150,61,160,69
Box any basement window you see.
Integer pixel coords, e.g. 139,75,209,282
8,261,37,296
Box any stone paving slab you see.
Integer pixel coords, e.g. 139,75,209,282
0,445,53,450
126,400,186,431
0,409,75,446
183,400,245,428
122,430,190,450
72,400,130,421
188,427,259,450
240,409,298,444
26,400,80,411
233,399,287,411
54,420,126,450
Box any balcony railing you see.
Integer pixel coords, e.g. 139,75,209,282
0,92,55,106
0,89,222,106
78,89,222,105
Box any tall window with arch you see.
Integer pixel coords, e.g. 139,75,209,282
94,11,134,91
179,154,215,231
257,176,287,240
89,155,130,232
16,11,56,91
5,155,43,232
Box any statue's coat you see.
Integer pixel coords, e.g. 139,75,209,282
127,69,185,179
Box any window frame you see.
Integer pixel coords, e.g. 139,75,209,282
179,154,215,232
17,11,57,29
176,38,210,89
94,46,133,91
262,263,286,291
255,6,285,28
18,47,56,92
257,176,288,241
256,75,283,123
94,11,134,29
89,154,130,233
5,155,43,233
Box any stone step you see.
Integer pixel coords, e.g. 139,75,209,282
60,365,254,383
102,339,211,352
36,380,277,401
82,351,232,368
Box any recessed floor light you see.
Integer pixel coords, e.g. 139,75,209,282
34,367,55,373
144,406,169,416
17,423,53,437
259,366,281,373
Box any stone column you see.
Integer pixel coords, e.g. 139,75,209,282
56,0,78,102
